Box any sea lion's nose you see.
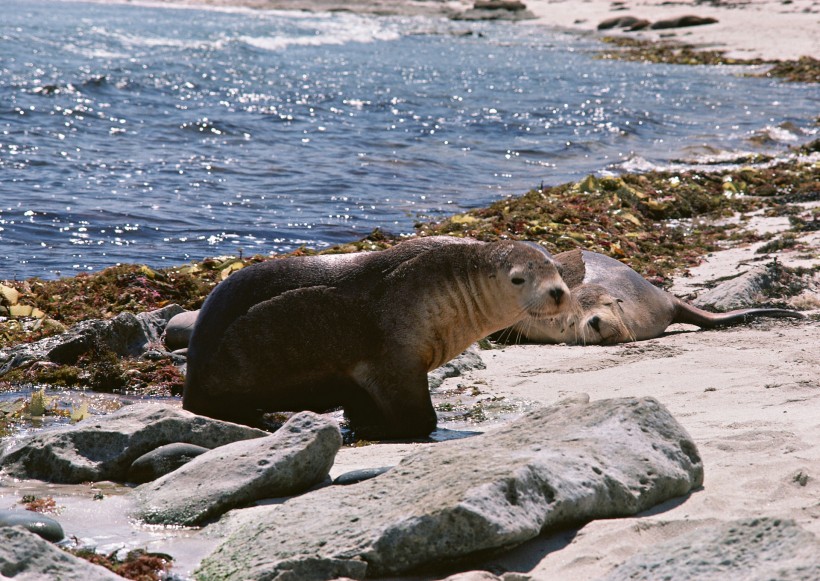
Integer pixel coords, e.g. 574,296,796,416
550,287,565,304
589,315,601,332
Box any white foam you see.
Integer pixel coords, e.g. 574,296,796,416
238,14,401,51
87,25,226,52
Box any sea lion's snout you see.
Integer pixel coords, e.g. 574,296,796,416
529,277,570,318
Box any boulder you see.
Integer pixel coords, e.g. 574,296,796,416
126,442,210,483
0,509,64,542
196,397,703,580
0,527,122,580
0,304,185,375
0,404,267,483
133,412,341,526
163,309,199,351
601,517,820,580
695,265,776,312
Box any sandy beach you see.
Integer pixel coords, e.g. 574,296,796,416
525,0,820,61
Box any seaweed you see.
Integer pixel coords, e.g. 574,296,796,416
20,494,58,514
66,548,172,581
597,37,819,84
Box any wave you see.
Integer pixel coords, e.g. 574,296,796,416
84,25,227,52
238,15,401,51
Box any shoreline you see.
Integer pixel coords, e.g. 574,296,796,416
80,0,820,63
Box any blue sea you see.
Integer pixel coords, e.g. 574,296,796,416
1,0,817,279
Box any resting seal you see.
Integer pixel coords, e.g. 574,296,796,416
506,248,805,345
183,237,569,438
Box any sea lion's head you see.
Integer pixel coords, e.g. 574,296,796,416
486,241,570,321
573,284,634,345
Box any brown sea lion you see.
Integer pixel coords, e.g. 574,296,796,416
505,248,805,345
183,237,569,438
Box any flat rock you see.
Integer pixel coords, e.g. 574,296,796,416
601,517,820,580
0,526,122,581
133,411,342,526
196,397,703,580
0,509,65,542
126,442,210,483
0,404,267,484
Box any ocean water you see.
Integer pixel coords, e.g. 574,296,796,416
1,0,817,279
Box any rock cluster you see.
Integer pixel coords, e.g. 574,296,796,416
133,411,341,526
196,397,703,580
4,391,814,579
0,304,184,375
0,404,267,483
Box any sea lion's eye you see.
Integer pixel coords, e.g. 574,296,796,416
511,277,525,285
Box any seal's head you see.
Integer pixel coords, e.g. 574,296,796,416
572,284,634,345
486,241,570,321
499,281,633,345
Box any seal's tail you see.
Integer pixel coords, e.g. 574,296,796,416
671,297,806,329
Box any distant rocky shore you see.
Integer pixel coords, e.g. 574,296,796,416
94,0,820,80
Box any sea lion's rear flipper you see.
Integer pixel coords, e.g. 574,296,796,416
671,297,806,329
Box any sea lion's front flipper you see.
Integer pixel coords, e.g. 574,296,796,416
349,358,437,440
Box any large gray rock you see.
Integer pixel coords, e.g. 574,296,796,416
601,517,820,580
0,526,122,581
0,404,267,483
133,412,342,526
0,304,185,375
695,265,775,312
196,397,703,580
